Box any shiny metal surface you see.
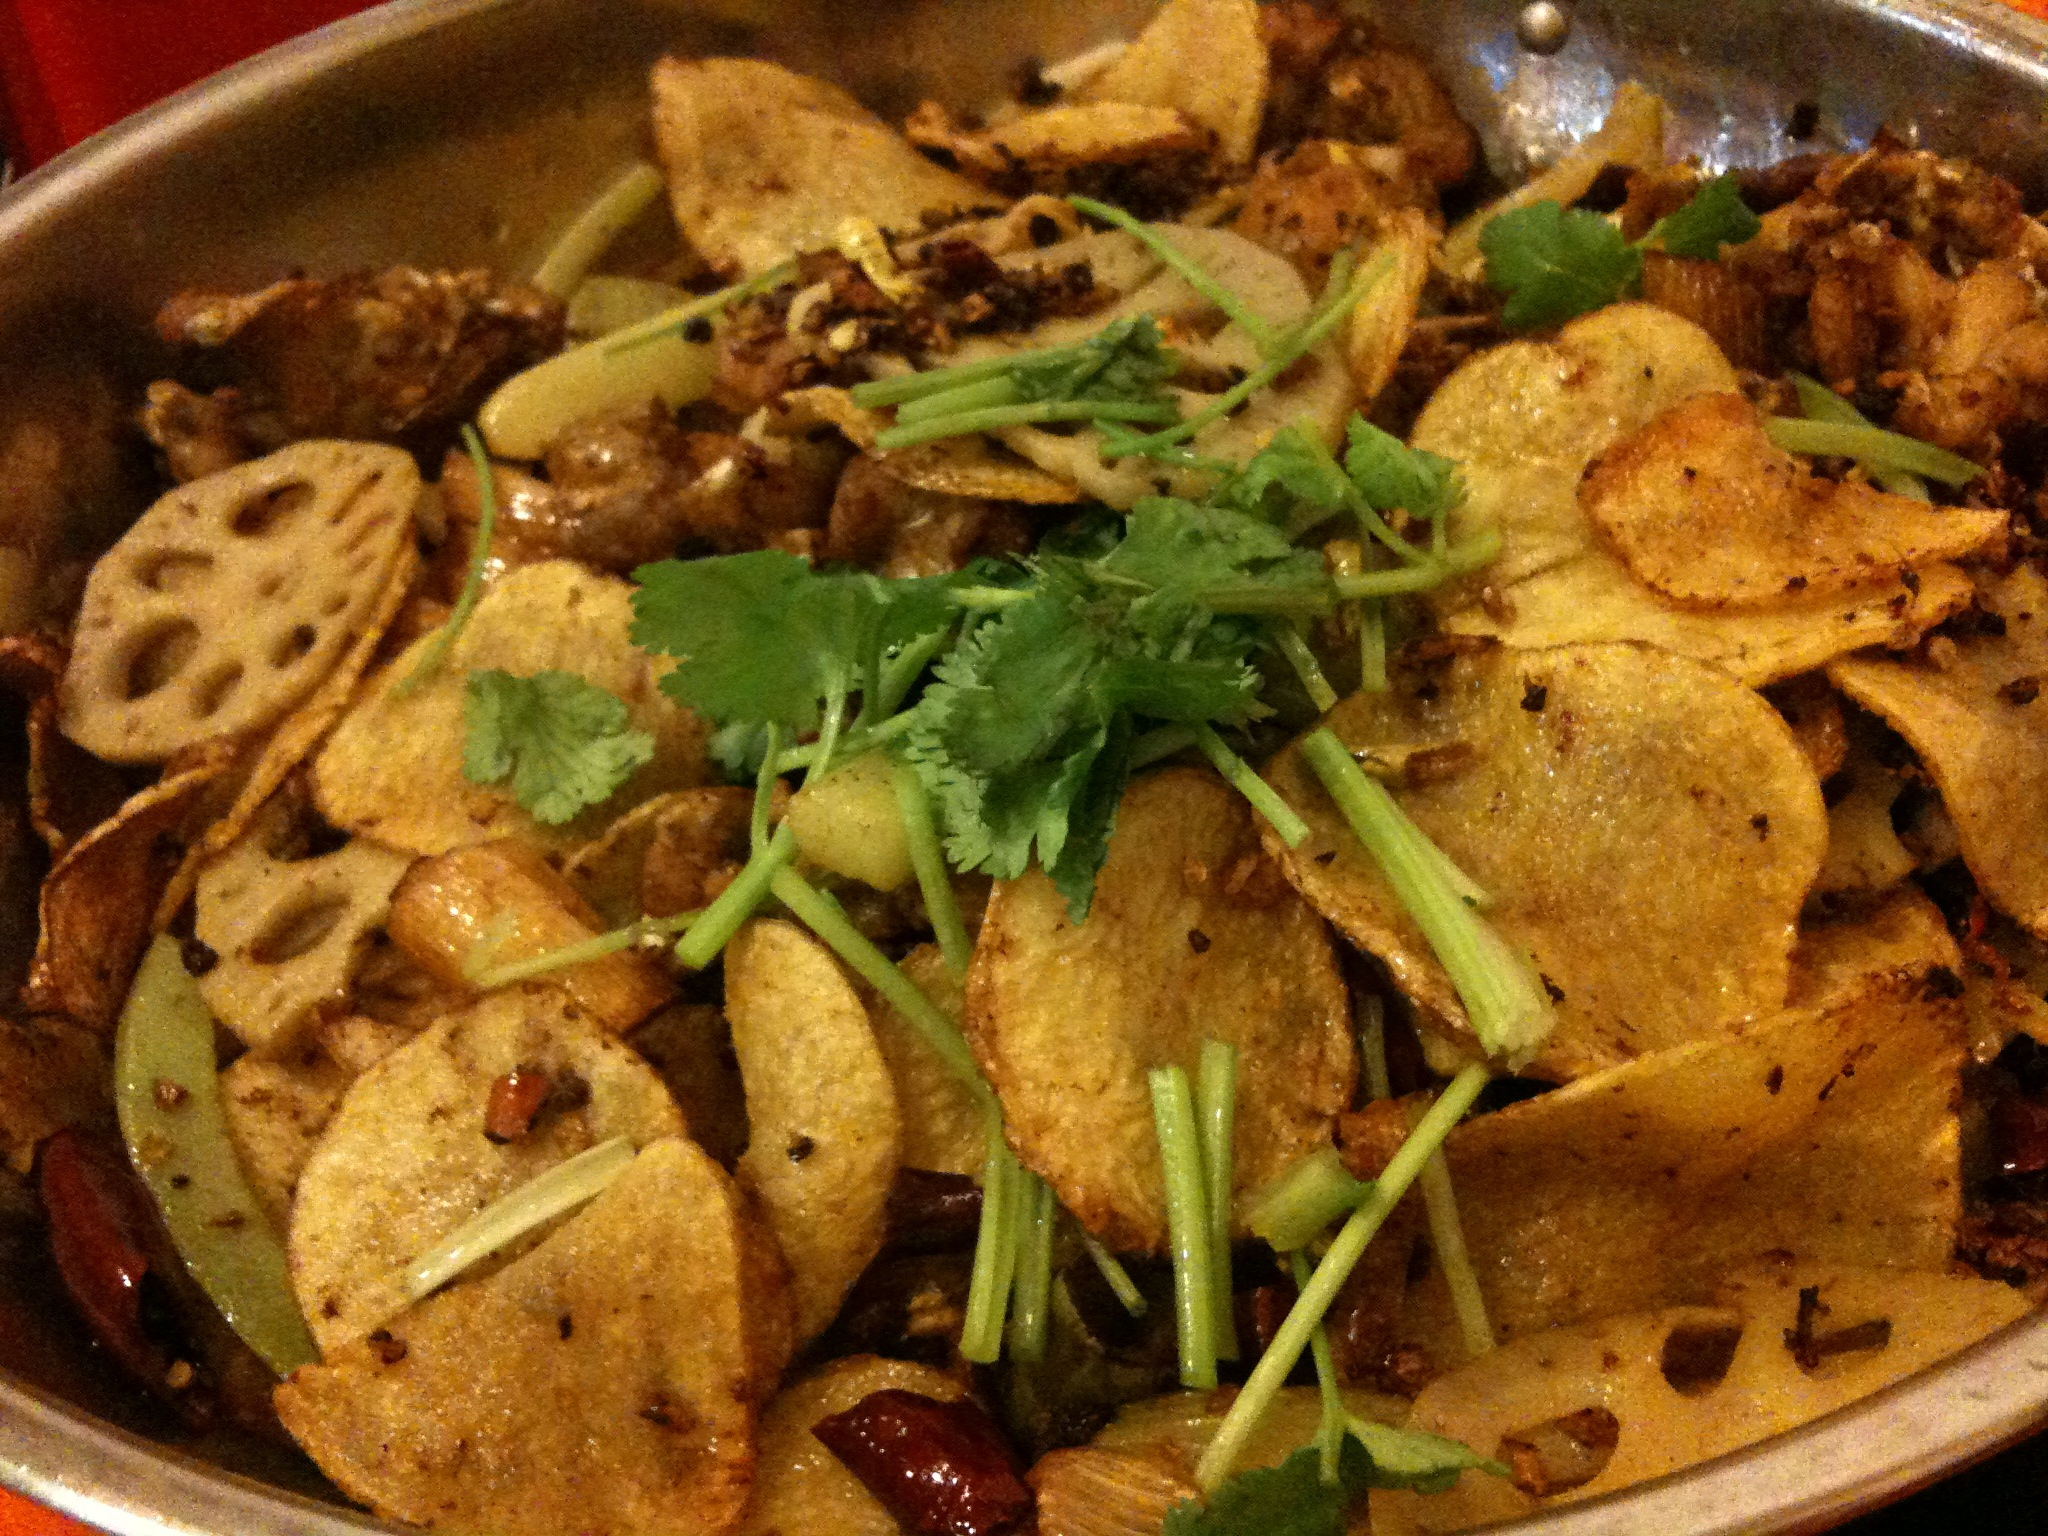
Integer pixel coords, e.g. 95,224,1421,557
0,0,2044,1531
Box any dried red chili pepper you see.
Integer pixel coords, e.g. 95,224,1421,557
812,1389,1031,1536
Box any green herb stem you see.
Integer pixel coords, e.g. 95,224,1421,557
1008,1172,1057,1363
1244,1146,1367,1253
1192,724,1310,848
1290,1249,1348,1486
751,723,782,854
895,374,1023,424
962,1125,1023,1363
772,709,919,772
1790,374,1931,499
396,425,497,697
853,347,1081,408
1195,1062,1491,1492
1106,249,1394,460
1068,194,1281,355
604,260,800,354
1151,1064,1219,1390
1418,1141,1493,1359
1359,994,1393,1101
875,397,1180,450
1764,416,1983,487
674,823,799,970
468,910,698,990
1275,625,1338,713
874,627,956,719
1301,729,1550,1062
1081,1231,1149,1316
1130,723,1199,770
767,865,994,1110
892,757,973,979
1358,599,1388,694
1196,1039,1240,1363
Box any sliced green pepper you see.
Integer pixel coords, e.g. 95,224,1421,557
114,934,318,1377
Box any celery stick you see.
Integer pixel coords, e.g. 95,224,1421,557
1081,1231,1148,1316
1150,1065,1218,1390
894,375,1022,424
469,910,697,989
1129,723,1198,770
1244,1146,1366,1252
1789,373,1930,499
1008,1173,1057,1363
1195,1063,1491,1491
401,1138,637,1304
1358,599,1388,694
1196,1039,1240,1362
851,346,1085,408
1274,625,1339,713
1418,1142,1493,1358
1359,994,1393,1102
115,936,317,1377
1764,415,1983,486
394,425,496,698
1290,1249,1347,1486
1191,724,1310,848
892,758,972,979
1068,195,1281,355
961,1125,1023,1363
875,396,1179,450
531,162,666,298
674,823,798,970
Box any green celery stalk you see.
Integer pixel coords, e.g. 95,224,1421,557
1789,373,1930,499
1274,625,1339,713
751,723,782,854
115,936,318,1377
394,425,497,698
1007,1173,1057,1363
895,374,1023,424
1192,724,1310,848
469,909,697,989
1764,415,1983,487
1244,1146,1366,1252
1195,1063,1491,1491
674,823,799,970
961,1126,1023,1363
1290,1249,1348,1486
1150,1064,1218,1390
851,346,1086,408
1358,599,1388,694
531,162,666,298
1196,1039,1240,1362
892,758,973,979
875,397,1179,450
1300,729,1549,1062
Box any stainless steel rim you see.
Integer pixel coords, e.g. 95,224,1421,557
0,0,2045,1531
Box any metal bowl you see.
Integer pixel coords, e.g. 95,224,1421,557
0,1,2045,1531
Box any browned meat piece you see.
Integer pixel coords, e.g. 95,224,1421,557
1235,139,1435,288
825,455,1035,577
154,267,564,448
136,381,256,482
431,449,575,599
1259,5,1475,187
639,787,754,917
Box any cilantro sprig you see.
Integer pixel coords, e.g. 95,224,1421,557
461,669,655,825
1166,1428,1505,1536
1480,170,1760,330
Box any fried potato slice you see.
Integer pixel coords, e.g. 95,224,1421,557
276,1136,792,1536
1077,0,1268,164
58,442,418,764
651,58,996,278
738,1354,967,1536
906,100,1207,181
0,632,129,860
868,944,984,1177
313,559,709,854
1787,885,1960,1012
1831,565,2048,936
1396,975,1965,1365
1265,644,1826,1079
788,386,1084,506
1812,722,1916,897
1581,393,2008,606
1345,209,1434,409
193,818,413,1059
22,740,239,1032
629,1003,748,1169
1418,305,1741,591
726,919,900,1344
289,987,684,1355
1375,1261,2030,1533
967,767,1353,1253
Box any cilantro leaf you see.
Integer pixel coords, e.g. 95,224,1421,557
1479,200,1642,331
630,552,962,736
1346,1417,1509,1496
1213,424,1355,529
1648,171,1761,260
1009,315,1179,407
462,669,655,825
1343,419,1465,522
1162,1442,1371,1536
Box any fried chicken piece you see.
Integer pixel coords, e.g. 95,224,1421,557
825,455,1034,578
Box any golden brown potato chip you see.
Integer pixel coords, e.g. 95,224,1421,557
726,919,900,1344
788,387,1084,506
738,1354,967,1536
1077,0,1268,164
1345,210,1434,408
0,1016,108,1174
867,944,984,1177
277,1136,793,1536
193,814,414,1059
58,442,419,764
387,840,674,1035
220,1050,355,1233
313,560,710,855
906,100,1206,180
967,766,1353,1253
1831,564,2048,936
155,535,420,929
651,57,996,278
628,1004,748,1169
1787,885,1959,1012
1375,1260,2030,1533
0,633,129,860
22,740,239,1032
1265,644,1827,1079
289,987,684,1355
1812,726,1916,897
1581,393,2008,606
1417,305,1741,591
1397,975,1965,1365
1443,550,1975,688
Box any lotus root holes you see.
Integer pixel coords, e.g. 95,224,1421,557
122,619,200,700
190,662,245,720
231,481,317,537
135,550,215,596
270,624,320,670
249,892,351,966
